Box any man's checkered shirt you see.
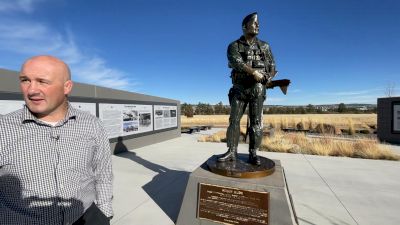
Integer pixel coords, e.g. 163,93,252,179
0,104,113,225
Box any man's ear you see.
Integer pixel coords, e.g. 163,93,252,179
64,80,73,95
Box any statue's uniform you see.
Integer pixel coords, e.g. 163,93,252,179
226,35,276,158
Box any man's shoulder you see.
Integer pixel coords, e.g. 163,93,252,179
71,107,100,123
70,107,107,134
66,106,109,140
0,110,24,139
0,109,24,124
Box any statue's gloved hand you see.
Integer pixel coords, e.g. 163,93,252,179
261,74,272,84
252,70,264,82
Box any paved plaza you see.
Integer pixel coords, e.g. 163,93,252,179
110,129,400,225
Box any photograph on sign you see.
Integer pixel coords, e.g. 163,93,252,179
140,113,152,127
123,121,138,133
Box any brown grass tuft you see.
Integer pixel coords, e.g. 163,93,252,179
315,123,340,135
348,119,355,135
261,131,399,160
296,120,306,130
198,130,226,142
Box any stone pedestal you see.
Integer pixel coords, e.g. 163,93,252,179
176,157,297,225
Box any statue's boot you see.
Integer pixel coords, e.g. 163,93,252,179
249,149,261,166
218,148,237,162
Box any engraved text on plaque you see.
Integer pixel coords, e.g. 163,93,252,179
198,183,269,225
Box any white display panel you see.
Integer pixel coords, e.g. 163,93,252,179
99,103,153,138
0,100,25,115
0,100,97,116
394,104,400,132
70,102,97,116
154,105,177,130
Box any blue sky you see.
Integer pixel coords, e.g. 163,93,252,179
0,0,399,105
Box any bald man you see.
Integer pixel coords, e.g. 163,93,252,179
19,56,73,122
0,56,113,225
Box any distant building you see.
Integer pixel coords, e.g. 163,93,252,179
315,106,329,112
357,106,368,111
377,97,400,144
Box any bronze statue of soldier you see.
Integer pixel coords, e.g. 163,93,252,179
218,12,277,166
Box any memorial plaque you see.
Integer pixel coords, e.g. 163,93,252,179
198,183,269,225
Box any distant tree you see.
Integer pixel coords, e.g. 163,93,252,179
214,101,227,115
271,106,292,114
180,103,187,115
181,103,194,117
306,104,315,113
195,102,214,115
265,107,273,114
294,106,306,114
337,103,347,113
263,107,268,114
286,107,295,114
195,102,205,115
224,105,231,115
281,107,291,114
206,104,214,115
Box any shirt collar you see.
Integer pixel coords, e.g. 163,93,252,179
238,35,259,46
22,102,77,125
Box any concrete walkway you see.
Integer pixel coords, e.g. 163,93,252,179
110,129,400,225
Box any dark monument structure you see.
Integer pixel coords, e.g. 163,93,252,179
377,97,400,144
177,13,296,225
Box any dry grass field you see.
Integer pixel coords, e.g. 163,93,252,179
182,114,377,131
191,114,399,160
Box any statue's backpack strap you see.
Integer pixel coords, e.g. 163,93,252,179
237,40,246,53
258,40,273,63
257,40,266,57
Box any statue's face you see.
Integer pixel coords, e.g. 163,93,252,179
244,16,259,36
